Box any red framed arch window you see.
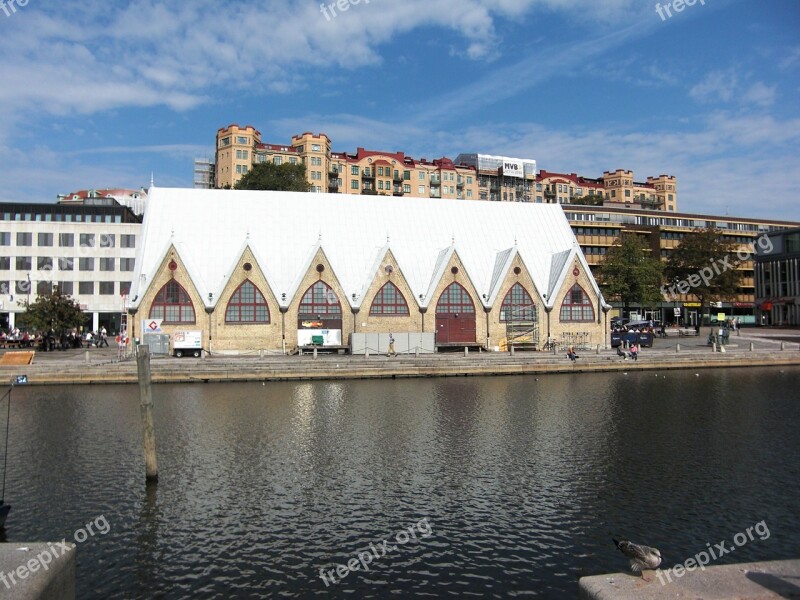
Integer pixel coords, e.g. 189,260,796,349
436,282,475,314
299,281,342,316
559,284,595,322
149,281,195,323
369,282,409,316
225,280,270,323
500,283,537,321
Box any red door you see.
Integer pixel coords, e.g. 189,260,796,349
435,282,476,344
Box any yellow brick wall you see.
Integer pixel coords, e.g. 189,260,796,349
424,252,487,344
486,254,545,348
356,250,423,333
548,257,606,348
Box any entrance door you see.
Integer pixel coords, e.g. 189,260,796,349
435,282,476,344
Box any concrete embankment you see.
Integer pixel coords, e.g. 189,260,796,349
1,347,799,385
579,558,800,599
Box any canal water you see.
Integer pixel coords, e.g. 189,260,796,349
1,367,799,598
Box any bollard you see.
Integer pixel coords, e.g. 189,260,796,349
259,349,263,358
365,348,370,358
510,345,515,356
136,347,158,482
676,343,680,352
313,347,317,359
750,342,754,352
415,347,419,358
85,350,90,363
464,346,469,356
781,342,786,351
299,348,303,356
596,344,600,355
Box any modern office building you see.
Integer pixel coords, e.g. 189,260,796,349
128,187,609,354
754,227,800,326
563,205,799,325
0,202,142,333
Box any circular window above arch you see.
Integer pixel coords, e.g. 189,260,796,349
243,262,252,272
316,264,325,273
451,266,459,275
513,266,521,275
168,259,177,271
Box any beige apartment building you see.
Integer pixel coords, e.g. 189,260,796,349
215,125,481,200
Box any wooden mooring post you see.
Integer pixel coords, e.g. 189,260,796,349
136,346,159,482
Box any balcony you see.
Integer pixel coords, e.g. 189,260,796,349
328,178,340,189
640,197,665,207
544,188,556,198
430,174,441,185
328,166,340,175
393,172,403,182
362,169,375,179
430,189,441,198
393,187,404,196
457,177,465,188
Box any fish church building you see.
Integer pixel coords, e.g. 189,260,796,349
128,187,610,354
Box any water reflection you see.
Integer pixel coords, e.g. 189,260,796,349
2,368,799,598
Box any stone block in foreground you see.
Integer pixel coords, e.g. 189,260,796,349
0,542,76,600
579,559,800,599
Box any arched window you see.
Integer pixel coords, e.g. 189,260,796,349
560,284,595,322
436,282,475,314
500,283,537,321
225,280,270,323
370,282,409,316
299,281,341,316
149,281,195,323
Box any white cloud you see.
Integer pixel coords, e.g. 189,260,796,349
689,69,739,103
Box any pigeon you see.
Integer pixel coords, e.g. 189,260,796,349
613,538,662,579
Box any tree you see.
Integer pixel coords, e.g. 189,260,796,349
233,162,311,192
22,286,86,333
570,193,604,206
664,228,741,325
598,234,664,315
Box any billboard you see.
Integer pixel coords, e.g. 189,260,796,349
501,160,524,178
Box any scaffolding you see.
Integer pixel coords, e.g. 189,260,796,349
505,303,540,350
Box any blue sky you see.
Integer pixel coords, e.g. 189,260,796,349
0,0,798,221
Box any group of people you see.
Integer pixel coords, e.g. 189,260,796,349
0,326,111,351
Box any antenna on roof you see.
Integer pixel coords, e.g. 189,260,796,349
451,234,455,245
150,172,154,188
514,235,518,246
318,231,322,242
387,234,390,244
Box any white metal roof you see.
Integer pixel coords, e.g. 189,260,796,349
130,187,604,312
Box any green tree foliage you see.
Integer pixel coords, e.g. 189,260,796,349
22,286,86,332
664,228,741,309
570,194,604,206
233,162,312,192
598,234,664,311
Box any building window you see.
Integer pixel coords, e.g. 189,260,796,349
58,257,74,271
15,281,29,294
79,233,95,247
500,283,537,321
78,281,94,295
404,184,411,193
120,282,131,296
467,189,473,198
0,257,8,270
559,284,595,322
100,258,115,271
403,170,411,180
419,172,425,179
418,185,425,194
289,157,298,165
121,234,135,248
311,144,321,152
38,232,53,246
149,281,196,323
79,258,94,271
37,257,53,271
311,171,322,180
369,282,409,316
219,137,230,147
0,233,9,246
225,280,270,323
236,136,248,144
37,281,52,295
298,281,341,316
15,256,31,270
436,282,475,314
58,281,73,295
378,181,384,190
351,165,359,176
59,233,74,247
120,258,135,271
99,282,115,295
16,232,32,246
351,180,359,190
100,234,115,248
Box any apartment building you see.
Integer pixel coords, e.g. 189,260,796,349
755,228,800,326
0,202,141,334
